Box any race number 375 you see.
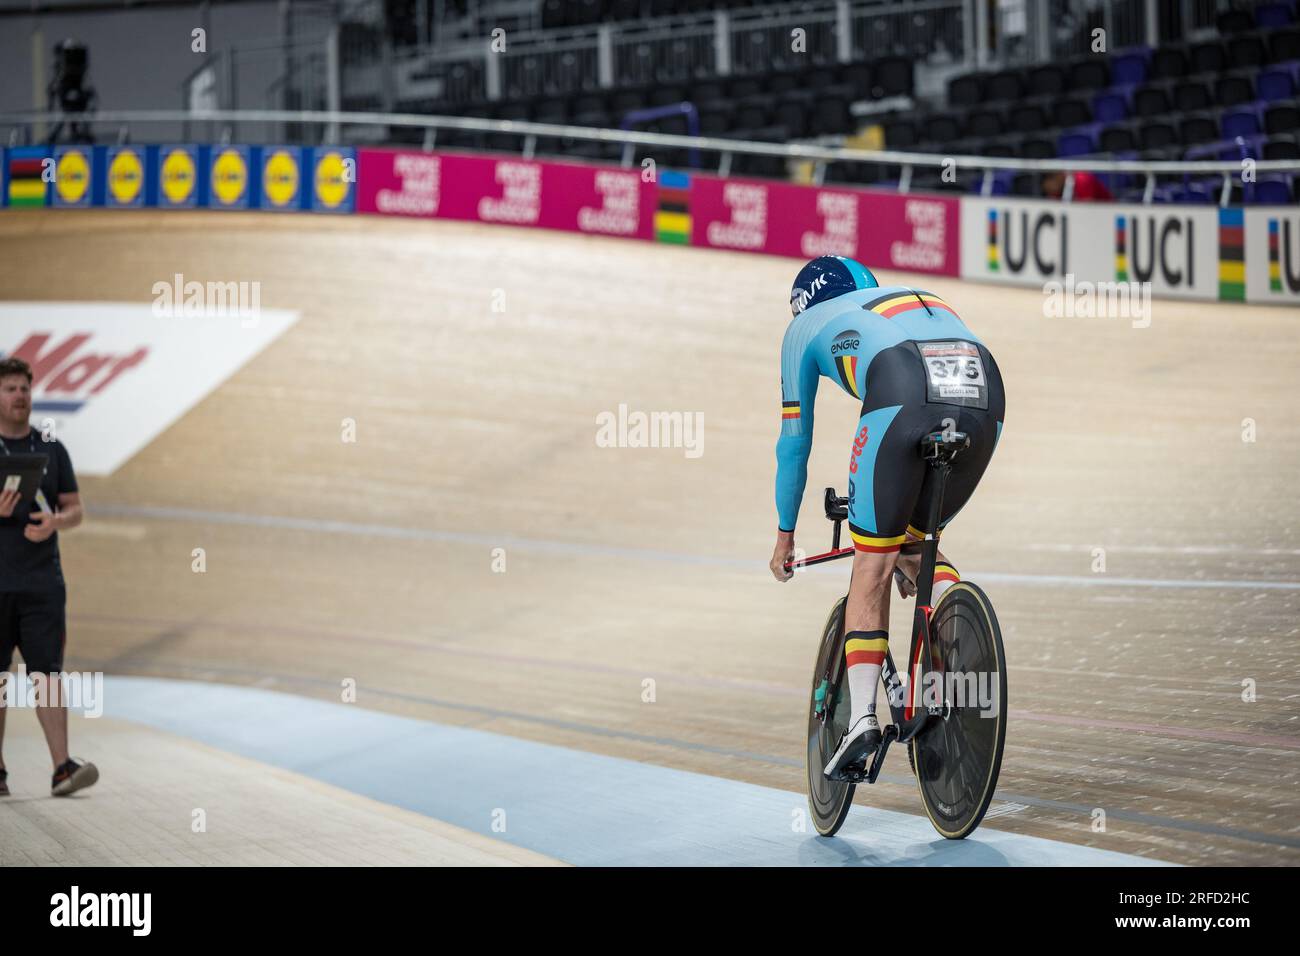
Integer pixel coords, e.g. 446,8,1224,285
917,341,987,405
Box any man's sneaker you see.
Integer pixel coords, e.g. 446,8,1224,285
823,714,882,780
0,769,8,797
52,758,98,796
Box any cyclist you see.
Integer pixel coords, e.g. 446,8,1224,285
768,256,1005,780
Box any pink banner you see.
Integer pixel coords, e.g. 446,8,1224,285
358,149,655,239
684,174,960,276
357,149,959,276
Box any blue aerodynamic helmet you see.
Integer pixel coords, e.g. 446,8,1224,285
789,255,879,317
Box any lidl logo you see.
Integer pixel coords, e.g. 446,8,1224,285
313,149,353,211
54,148,91,206
159,147,197,206
107,147,144,206
211,147,249,207
262,148,300,209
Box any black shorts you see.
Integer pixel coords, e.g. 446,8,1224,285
846,340,1006,553
0,588,68,674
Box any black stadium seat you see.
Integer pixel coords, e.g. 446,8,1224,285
813,96,851,135
948,73,983,107
1020,137,1055,159
1189,41,1227,74
840,62,872,93
1134,85,1172,117
1068,58,1110,90
1138,121,1179,151
1173,80,1213,112
873,56,914,98
986,70,1024,101
1100,125,1138,153
1027,65,1067,97
572,92,607,115
1228,33,1269,69
648,85,686,107
1180,114,1220,145
1263,135,1300,160
734,103,768,132
929,114,963,142
773,101,808,139
1150,47,1189,79
806,69,836,91
690,81,724,103
966,109,1003,138
1056,97,1092,127
883,116,918,148
1008,104,1046,132
1217,9,1255,34
1216,73,1256,107
1268,27,1300,62
1265,103,1300,135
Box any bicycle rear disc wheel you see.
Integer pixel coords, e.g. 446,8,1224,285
911,581,1007,839
806,596,855,837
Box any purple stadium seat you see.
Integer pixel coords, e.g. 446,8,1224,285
1257,68,1297,101
1253,177,1294,203
1256,4,1295,29
1111,51,1149,86
1093,90,1130,123
1056,131,1092,157
1222,108,1262,139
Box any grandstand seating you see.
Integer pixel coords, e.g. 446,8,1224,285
417,0,1299,203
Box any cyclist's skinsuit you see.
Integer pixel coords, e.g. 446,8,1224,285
776,285,1005,551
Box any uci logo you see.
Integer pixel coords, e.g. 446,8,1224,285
849,426,868,474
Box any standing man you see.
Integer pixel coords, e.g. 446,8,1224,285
0,356,98,796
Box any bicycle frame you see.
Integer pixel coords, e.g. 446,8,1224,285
793,431,967,785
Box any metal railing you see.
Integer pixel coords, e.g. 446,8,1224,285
2,107,1296,204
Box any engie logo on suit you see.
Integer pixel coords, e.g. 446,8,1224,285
1,303,299,476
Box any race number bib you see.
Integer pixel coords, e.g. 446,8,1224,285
916,341,989,409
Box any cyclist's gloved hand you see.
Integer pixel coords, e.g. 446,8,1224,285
771,530,796,582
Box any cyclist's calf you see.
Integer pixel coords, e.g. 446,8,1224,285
845,547,900,633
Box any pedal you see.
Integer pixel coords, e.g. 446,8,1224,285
834,762,869,784
864,724,899,784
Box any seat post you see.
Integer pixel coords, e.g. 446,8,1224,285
912,458,952,610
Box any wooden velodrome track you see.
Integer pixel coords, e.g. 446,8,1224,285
1,208,1297,866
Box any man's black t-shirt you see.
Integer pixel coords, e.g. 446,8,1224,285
0,429,78,592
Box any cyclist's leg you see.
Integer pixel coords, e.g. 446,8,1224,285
842,346,928,728
894,530,958,601
899,343,1006,601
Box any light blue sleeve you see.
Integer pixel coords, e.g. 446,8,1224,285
775,331,820,532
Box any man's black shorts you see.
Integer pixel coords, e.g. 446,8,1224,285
846,340,1006,552
0,588,68,674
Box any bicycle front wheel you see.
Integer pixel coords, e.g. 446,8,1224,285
910,581,1007,839
806,596,855,837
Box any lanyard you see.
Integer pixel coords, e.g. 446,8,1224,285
0,429,37,455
